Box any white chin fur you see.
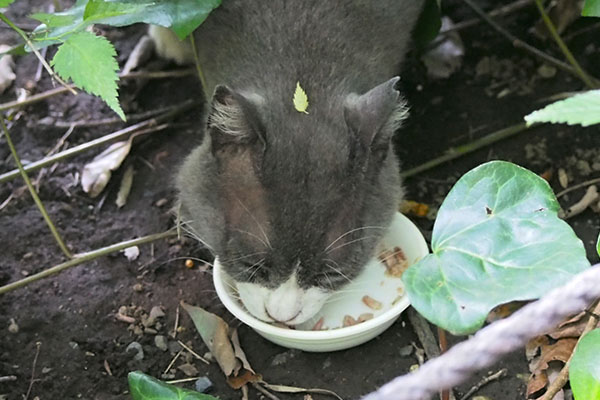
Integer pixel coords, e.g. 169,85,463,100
236,273,330,325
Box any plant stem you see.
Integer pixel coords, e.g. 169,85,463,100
401,123,529,178
0,117,73,258
0,230,177,295
0,100,198,184
0,13,76,95
533,0,596,89
188,34,208,93
461,0,600,87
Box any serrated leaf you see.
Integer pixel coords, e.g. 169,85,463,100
31,0,221,45
51,31,124,119
128,371,218,400
570,329,600,400
29,12,76,27
0,0,15,7
583,0,600,16
403,161,590,335
525,90,600,127
293,82,309,114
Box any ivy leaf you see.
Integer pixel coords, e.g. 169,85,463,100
570,329,600,400
525,90,600,127
403,161,590,335
293,82,309,114
583,0,600,16
51,31,124,120
0,0,15,7
128,371,218,400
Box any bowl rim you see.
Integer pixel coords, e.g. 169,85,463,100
212,212,428,341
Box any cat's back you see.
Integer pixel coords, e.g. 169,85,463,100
195,0,424,93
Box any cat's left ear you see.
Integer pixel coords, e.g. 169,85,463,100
343,77,408,154
207,85,267,154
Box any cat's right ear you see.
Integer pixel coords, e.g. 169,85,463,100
207,85,266,154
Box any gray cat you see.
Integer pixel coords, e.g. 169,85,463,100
152,0,424,325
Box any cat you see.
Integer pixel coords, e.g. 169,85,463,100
151,0,424,325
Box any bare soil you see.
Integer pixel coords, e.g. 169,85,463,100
1,1,599,399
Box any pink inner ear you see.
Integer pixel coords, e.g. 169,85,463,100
219,149,272,250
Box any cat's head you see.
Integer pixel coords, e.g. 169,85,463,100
177,77,406,324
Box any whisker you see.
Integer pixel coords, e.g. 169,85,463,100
327,235,380,253
232,228,269,249
324,226,386,252
236,197,272,249
324,262,353,284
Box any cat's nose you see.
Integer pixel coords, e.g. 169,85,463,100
265,274,303,322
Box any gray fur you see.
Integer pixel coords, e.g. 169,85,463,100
177,0,424,292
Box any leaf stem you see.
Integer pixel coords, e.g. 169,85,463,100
533,0,597,89
0,100,199,184
400,122,529,178
188,33,208,93
0,13,77,95
0,230,177,295
0,117,73,258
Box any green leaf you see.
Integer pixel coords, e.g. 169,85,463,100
583,0,600,16
413,0,442,49
51,32,124,120
29,12,76,27
570,329,600,400
128,371,218,400
32,0,221,45
525,90,600,127
403,161,590,335
0,0,15,7
293,82,309,114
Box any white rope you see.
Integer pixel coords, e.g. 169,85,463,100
363,264,600,400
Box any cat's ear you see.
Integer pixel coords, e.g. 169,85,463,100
343,77,408,154
207,85,266,154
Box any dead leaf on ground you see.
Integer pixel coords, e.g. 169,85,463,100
0,45,16,94
228,369,263,390
549,311,600,340
180,302,238,376
115,165,134,208
81,140,132,198
533,0,583,39
486,301,527,323
420,17,464,79
230,328,255,374
526,337,577,398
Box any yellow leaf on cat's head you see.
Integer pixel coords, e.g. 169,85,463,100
293,82,309,114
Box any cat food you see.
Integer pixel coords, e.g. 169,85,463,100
312,317,325,331
362,295,383,310
378,246,409,278
358,313,374,322
343,315,358,327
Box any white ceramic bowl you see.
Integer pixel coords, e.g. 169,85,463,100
213,212,429,352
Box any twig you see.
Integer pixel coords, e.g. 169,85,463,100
253,383,281,400
561,185,598,219
458,369,507,400
400,123,529,179
0,13,76,95
441,0,533,33
0,69,195,112
177,340,210,364
538,300,600,400
24,342,41,400
0,100,198,184
556,177,600,198
533,0,596,89
166,376,204,384
1,117,73,258
461,0,600,87
437,327,451,400
163,349,183,375
172,304,180,339
407,308,440,360
0,230,177,295
0,375,17,382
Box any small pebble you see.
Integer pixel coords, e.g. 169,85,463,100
126,341,144,361
185,259,194,268
8,318,18,334
155,198,168,207
154,335,168,352
177,362,198,376
195,376,213,393
132,283,143,292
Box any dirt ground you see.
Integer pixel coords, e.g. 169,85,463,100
1,1,599,399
